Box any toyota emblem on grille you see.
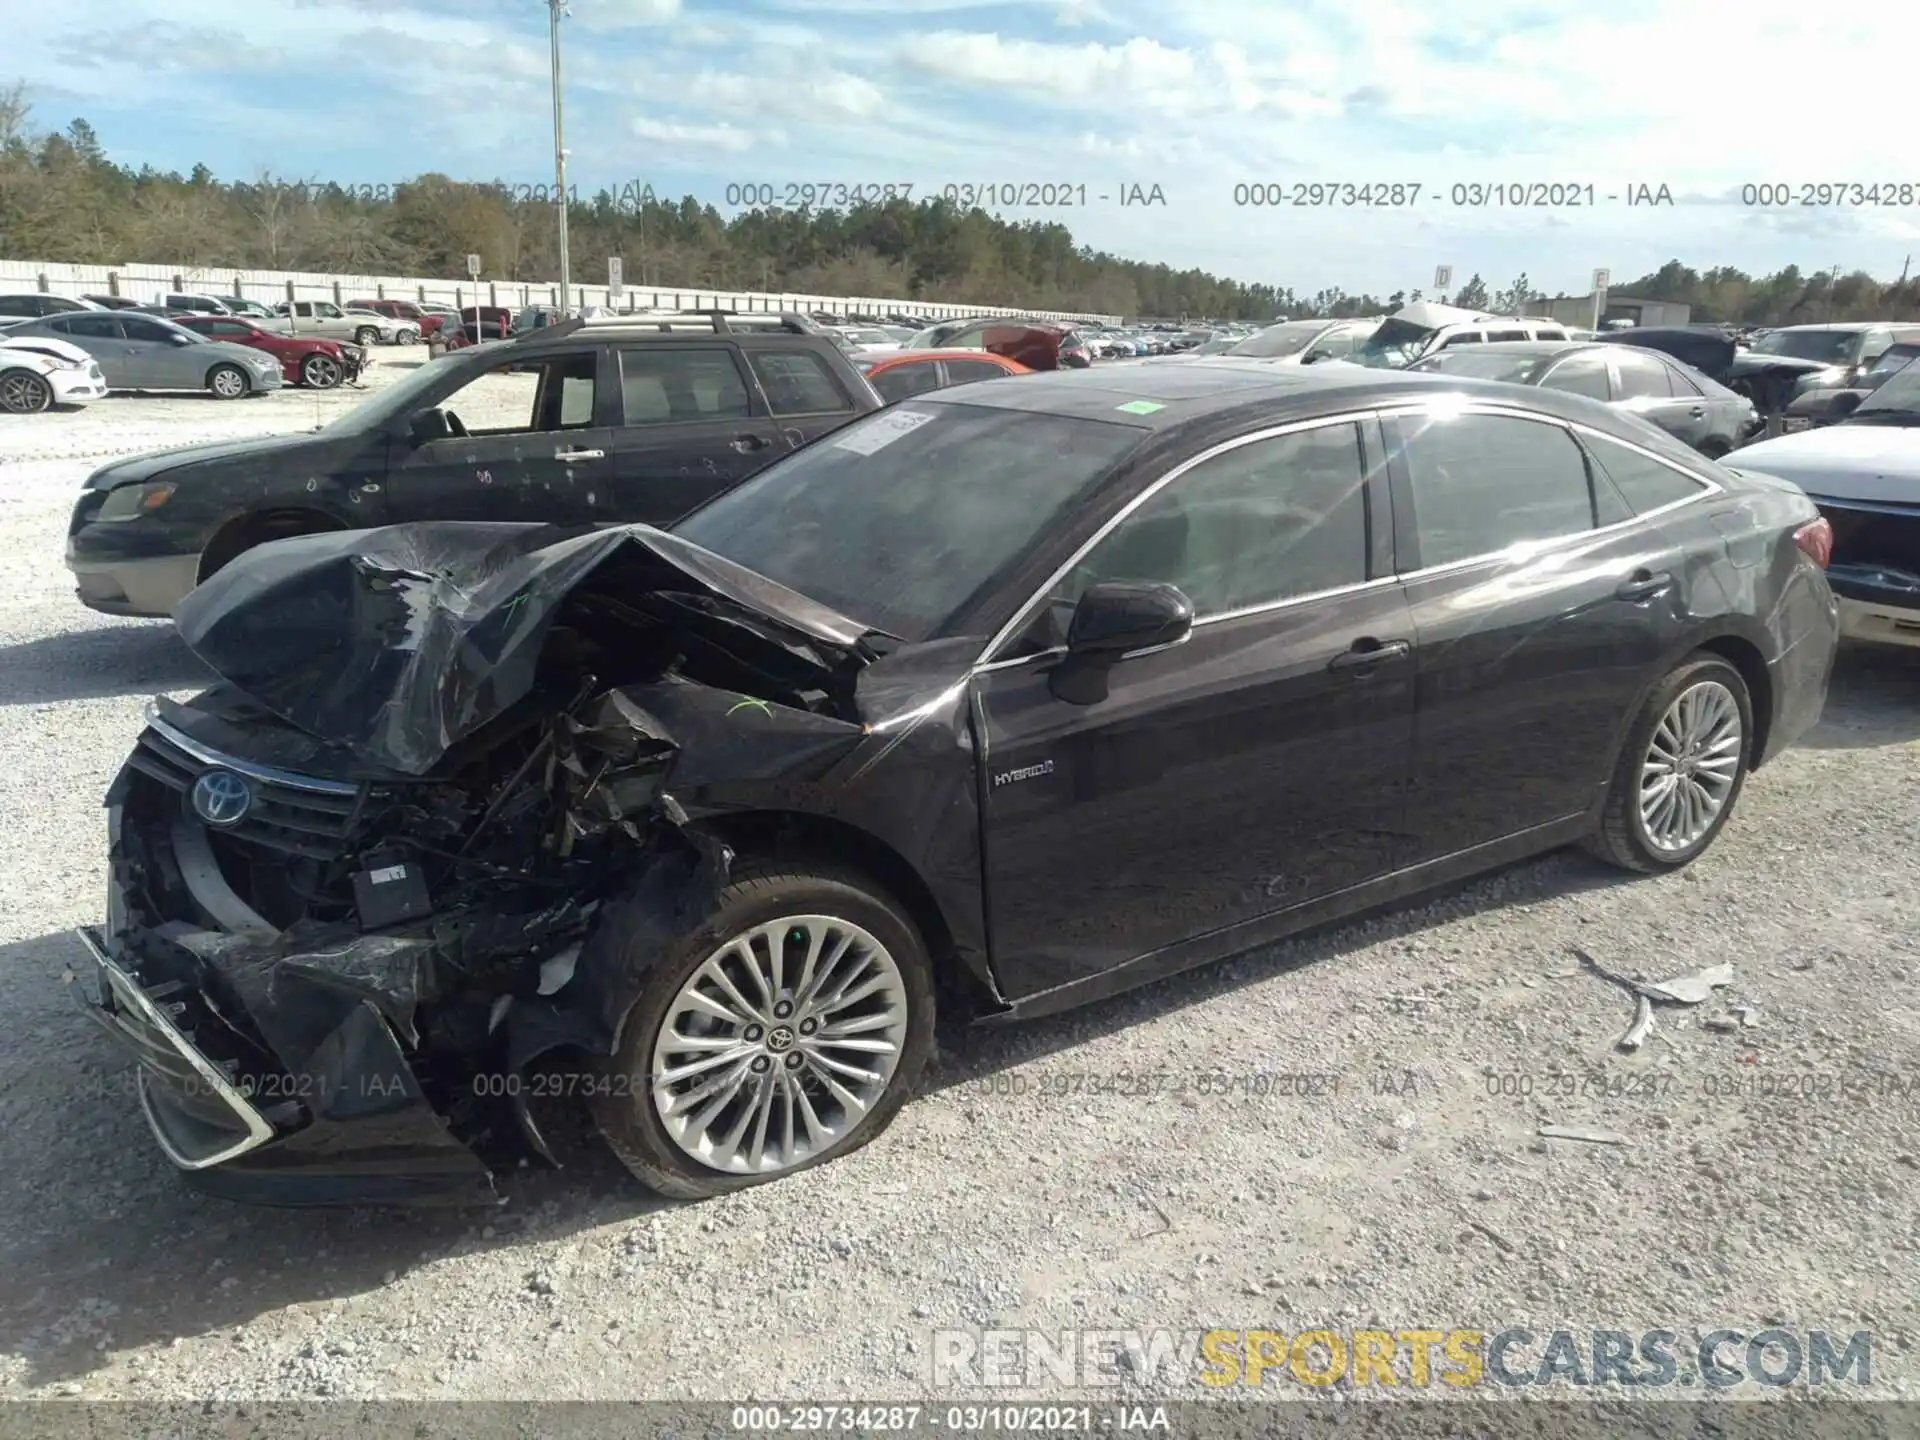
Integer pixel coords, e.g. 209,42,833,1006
190,769,253,827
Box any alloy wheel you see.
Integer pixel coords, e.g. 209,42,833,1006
0,372,52,413
303,354,342,388
210,368,246,398
650,915,910,1175
1638,679,1743,852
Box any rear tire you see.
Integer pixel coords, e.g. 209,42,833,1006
354,326,381,347
1584,654,1753,874
207,364,249,399
590,862,936,1200
0,370,53,414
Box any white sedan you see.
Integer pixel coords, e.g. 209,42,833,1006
0,335,108,413
1732,373,1920,648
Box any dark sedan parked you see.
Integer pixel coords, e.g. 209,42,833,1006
1410,341,1758,456
73,361,1837,1207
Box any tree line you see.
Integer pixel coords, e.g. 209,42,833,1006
3,86,1917,324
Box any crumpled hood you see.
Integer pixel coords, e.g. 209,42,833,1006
172,521,874,776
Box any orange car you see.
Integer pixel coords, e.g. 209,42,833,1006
857,349,1031,403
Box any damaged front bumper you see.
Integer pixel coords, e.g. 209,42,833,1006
69,921,497,1207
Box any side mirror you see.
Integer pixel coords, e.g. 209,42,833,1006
1051,581,1193,705
407,408,454,445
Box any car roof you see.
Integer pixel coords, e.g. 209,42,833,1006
868,349,1020,369
1767,321,1885,332
909,358,1619,430
1445,341,1600,355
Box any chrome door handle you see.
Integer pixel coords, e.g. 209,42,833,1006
1327,637,1411,672
1615,569,1673,602
555,448,604,462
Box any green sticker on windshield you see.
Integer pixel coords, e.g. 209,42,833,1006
1115,400,1165,414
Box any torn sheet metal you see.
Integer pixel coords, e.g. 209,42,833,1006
172,521,876,776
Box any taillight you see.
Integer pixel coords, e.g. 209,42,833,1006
1793,516,1832,569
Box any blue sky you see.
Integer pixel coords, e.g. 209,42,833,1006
11,0,1920,296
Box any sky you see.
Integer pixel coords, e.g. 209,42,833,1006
10,0,1920,297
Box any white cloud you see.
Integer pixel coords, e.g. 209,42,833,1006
574,0,680,31
630,116,778,153
691,69,886,122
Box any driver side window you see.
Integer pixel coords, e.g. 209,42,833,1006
438,352,599,435
1057,422,1372,620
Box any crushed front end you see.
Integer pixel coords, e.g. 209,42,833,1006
73,684,704,1206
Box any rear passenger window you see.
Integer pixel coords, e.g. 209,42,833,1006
1612,352,1675,399
1392,412,1596,569
617,347,750,425
749,351,851,415
1580,433,1710,515
872,364,944,402
1541,352,1611,400
943,360,1007,384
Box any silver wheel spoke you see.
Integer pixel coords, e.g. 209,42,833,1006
651,913,909,1176
1637,679,1742,852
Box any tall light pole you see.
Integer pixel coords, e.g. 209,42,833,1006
547,0,572,316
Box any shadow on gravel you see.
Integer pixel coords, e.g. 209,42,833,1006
922,846,1636,1097
1800,643,1920,750
0,624,211,706
0,932,665,1390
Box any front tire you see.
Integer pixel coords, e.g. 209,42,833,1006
1585,654,1752,873
1697,437,1731,460
0,370,53,414
207,364,249,399
300,352,343,388
591,863,936,1199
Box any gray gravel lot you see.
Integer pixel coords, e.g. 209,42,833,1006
1,372,1916,1407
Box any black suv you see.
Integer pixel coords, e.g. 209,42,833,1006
65,312,883,617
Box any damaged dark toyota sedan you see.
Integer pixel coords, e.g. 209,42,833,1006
73,361,1840,1206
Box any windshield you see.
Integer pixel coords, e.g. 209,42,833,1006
672,402,1148,640
1863,346,1920,384
1750,329,1865,364
320,359,459,433
1851,365,1920,421
904,321,966,350
1408,350,1553,383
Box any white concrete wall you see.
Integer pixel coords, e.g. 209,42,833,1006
0,258,1119,324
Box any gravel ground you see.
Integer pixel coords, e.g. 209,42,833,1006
1,372,1916,1410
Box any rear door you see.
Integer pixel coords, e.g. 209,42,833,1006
385,348,614,524
1611,349,1709,448
604,343,783,523
870,359,947,403
940,358,1013,390
1383,404,1694,861
738,342,864,449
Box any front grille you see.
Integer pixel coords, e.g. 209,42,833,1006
127,720,362,860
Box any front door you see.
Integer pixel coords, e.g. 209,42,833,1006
385,348,615,525
1381,405,1693,862
51,314,136,385
604,344,784,524
973,416,1418,1001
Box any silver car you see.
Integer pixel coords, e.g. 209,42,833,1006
7,312,284,397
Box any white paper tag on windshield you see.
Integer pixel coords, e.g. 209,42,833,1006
833,407,934,456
